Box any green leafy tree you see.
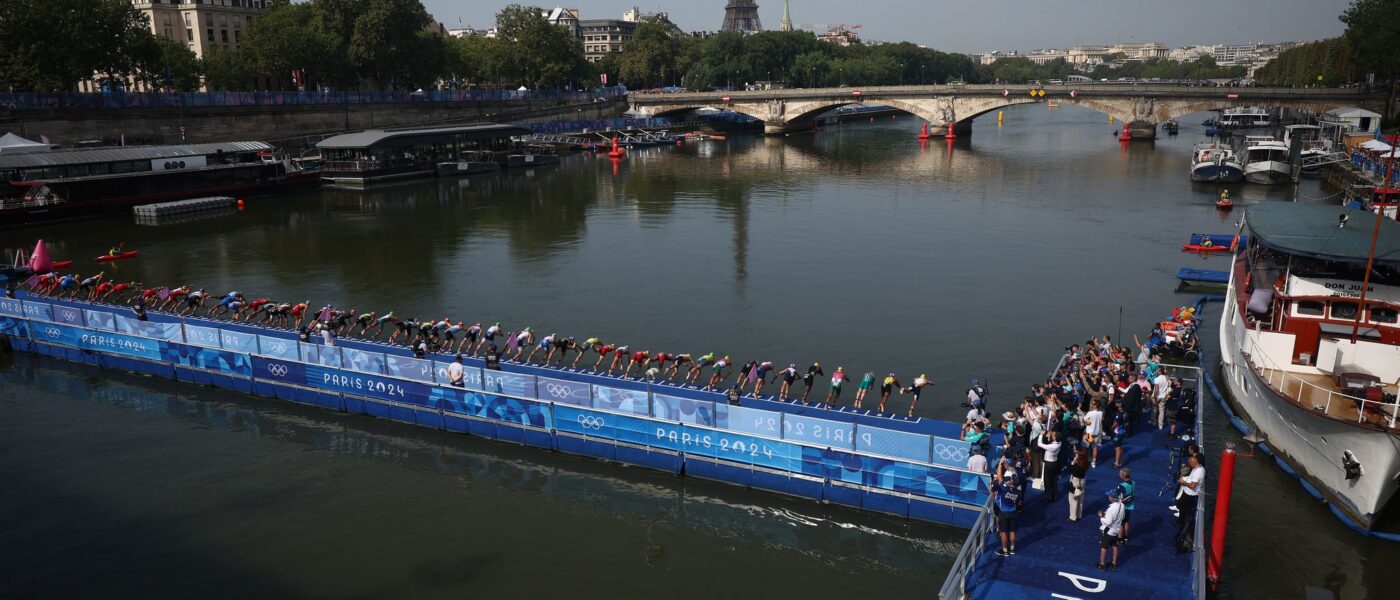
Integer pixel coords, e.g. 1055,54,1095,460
0,0,157,91
1340,0,1400,119
348,0,435,89
617,21,682,88
202,48,257,91
492,4,589,89
144,37,203,91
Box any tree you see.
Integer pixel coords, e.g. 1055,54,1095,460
348,0,435,89
1340,0,1400,120
1254,39,1353,86
0,0,157,91
240,0,350,90
617,21,682,88
491,4,589,89
145,37,203,91
202,48,257,91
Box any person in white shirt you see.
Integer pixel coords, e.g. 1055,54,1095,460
1097,489,1125,570
447,355,465,387
1175,454,1206,536
1037,431,1063,500
1152,373,1172,429
967,452,988,473
1083,400,1105,468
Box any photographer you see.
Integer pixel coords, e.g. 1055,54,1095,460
1037,431,1063,501
1174,453,1205,537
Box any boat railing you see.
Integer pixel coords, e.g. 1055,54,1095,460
321,158,424,173
936,498,995,600
1241,332,1398,429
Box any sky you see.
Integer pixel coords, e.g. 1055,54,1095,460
423,0,1352,53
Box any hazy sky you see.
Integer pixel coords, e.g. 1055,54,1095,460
424,0,1352,53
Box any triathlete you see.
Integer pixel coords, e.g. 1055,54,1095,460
136,286,161,306
456,322,481,354
751,361,775,397
389,316,416,344
550,336,575,366
160,285,190,310
93,279,114,301
105,281,137,302
263,303,292,326
208,291,245,318
778,364,798,400
290,300,309,329
879,373,901,413
904,373,934,417
800,363,824,402
705,355,731,391
591,342,616,371
510,328,534,361
687,352,716,385
241,297,274,322
735,360,757,387
573,337,602,369
526,332,556,364
666,353,691,381
826,366,849,407
648,352,671,376
606,345,630,376
442,321,465,350
475,322,502,355
78,272,104,299
855,371,876,409
179,289,208,316
625,349,650,378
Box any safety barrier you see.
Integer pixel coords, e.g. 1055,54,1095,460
0,88,629,111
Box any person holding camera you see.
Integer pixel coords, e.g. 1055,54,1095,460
1037,431,1063,501
1067,447,1089,521
1174,453,1205,536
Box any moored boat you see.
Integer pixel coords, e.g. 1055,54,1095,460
1190,142,1245,183
1219,203,1400,530
1241,136,1291,185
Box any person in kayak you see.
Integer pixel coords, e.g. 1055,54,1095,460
800,363,824,402
666,353,691,381
826,367,849,407
778,364,798,400
879,373,901,413
687,353,716,385
855,371,876,409
572,337,602,369
903,373,934,417
106,243,125,258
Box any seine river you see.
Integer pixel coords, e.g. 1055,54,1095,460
2,105,1394,598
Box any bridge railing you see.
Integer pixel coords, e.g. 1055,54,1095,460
0,87,629,111
630,84,1383,102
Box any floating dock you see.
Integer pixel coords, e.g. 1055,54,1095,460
1176,268,1229,287
132,196,236,224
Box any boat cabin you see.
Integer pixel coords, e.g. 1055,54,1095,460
317,124,530,186
1,142,273,197
1233,204,1400,426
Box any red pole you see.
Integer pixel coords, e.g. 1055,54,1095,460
1207,445,1239,590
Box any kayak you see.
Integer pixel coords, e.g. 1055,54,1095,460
1182,244,1229,253
52,260,73,269
1216,200,1234,209
95,250,140,262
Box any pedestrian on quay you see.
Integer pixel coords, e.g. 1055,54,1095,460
1097,488,1125,570
1152,369,1172,429
1083,399,1104,468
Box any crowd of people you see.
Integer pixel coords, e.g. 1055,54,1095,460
21,275,966,417
970,312,1205,569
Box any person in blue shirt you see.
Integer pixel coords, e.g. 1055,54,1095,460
992,469,1022,556
1117,468,1136,543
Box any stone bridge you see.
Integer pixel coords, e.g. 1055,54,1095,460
630,84,1390,138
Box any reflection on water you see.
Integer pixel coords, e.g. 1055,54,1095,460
1,104,1382,598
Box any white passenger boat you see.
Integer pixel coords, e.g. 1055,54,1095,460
1219,203,1400,530
1241,136,1291,184
1190,141,1245,183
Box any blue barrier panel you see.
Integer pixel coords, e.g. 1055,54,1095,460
44,324,164,361
555,404,675,449
162,343,252,376
0,298,23,316
681,424,803,471
342,347,387,375
385,354,435,383
304,364,428,405
219,330,258,354
536,376,591,407
0,316,30,337
115,315,182,340
929,436,972,470
83,309,115,331
484,371,535,398
435,387,552,429
184,324,222,348
651,393,717,426
22,301,52,321
300,344,342,368
251,355,307,385
592,384,649,415
809,447,987,506
51,304,84,327
257,335,299,360
782,413,854,449
855,425,933,463
714,403,783,437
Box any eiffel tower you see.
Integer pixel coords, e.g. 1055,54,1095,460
721,0,762,33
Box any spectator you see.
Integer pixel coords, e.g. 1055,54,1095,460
1097,488,1125,570
992,468,1022,556
1067,447,1089,522
1038,431,1063,501
1152,370,1171,429
1117,468,1136,543
1174,454,1205,536
447,354,465,387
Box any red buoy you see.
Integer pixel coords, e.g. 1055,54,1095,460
1118,124,1132,142
917,122,930,141
944,122,957,140
236,198,246,210
607,136,623,158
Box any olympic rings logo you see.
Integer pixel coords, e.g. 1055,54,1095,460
934,442,969,462
266,364,289,377
577,415,605,430
546,383,573,399
267,342,288,354
45,327,61,338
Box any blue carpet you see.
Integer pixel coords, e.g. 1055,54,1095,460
964,424,1197,599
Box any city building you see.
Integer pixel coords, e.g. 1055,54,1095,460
779,0,793,32
543,7,581,38
88,0,271,91
580,17,637,62
1027,49,1068,65
818,25,860,47
721,0,763,34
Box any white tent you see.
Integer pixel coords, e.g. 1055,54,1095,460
0,132,51,154
1361,139,1396,154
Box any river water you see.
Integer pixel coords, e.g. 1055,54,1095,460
2,105,1394,598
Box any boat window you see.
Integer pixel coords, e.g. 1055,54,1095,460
1331,302,1359,320
1295,301,1325,317
1370,306,1398,324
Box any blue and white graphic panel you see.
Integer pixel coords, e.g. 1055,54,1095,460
251,356,307,385
184,324,223,348
681,424,803,471
434,361,484,391
305,364,429,405
929,436,973,470
713,404,782,438
385,355,435,383
21,301,52,322
651,393,716,426
219,330,258,354
52,304,84,327
782,414,854,449
536,376,591,407
555,404,675,449
342,347,387,375
0,297,23,316
483,371,535,399
591,384,648,415
257,335,299,360
300,344,342,368
83,309,115,331
854,425,932,463
163,344,252,376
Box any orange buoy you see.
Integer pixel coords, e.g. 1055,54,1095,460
944,123,957,140
918,122,930,141
1118,124,1132,142
236,198,246,210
